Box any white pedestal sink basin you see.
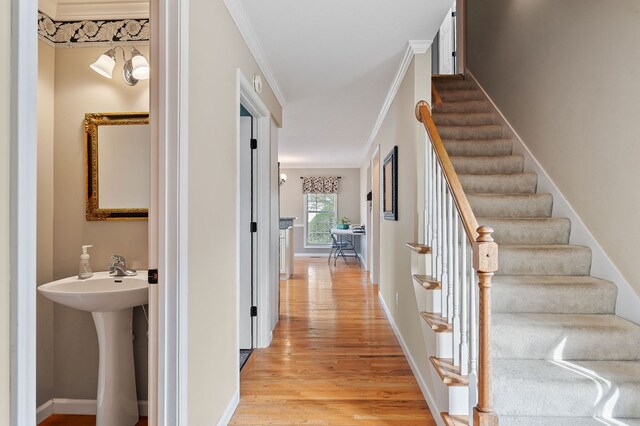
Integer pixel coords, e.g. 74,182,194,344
38,272,149,426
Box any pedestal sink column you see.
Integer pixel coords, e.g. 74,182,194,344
92,308,139,426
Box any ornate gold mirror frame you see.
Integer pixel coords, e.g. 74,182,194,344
85,112,150,221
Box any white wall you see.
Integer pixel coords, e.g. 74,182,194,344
0,0,11,422
280,168,361,254
187,1,282,423
466,0,640,297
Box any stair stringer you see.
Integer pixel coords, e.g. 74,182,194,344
410,250,469,417
466,68,640,325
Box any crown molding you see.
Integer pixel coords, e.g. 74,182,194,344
39,0,149,21
223,0,287,107
361,39,432,163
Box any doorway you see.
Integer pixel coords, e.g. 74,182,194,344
371,147,381,285
239,105,257,368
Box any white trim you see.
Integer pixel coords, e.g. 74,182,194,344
280,163,362,169
216,391,240,426
10,0,38,425
378,293,445,426
467,69,640,325
223,0,287,107
39,1,149,21
361,40,432,161
293,223,304,228
36,400,54,424
294,252,331,257
237,69,275,352
153,0,189,424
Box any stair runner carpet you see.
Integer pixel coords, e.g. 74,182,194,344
432,76,640,425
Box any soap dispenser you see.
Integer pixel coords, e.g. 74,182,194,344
79,245,94,279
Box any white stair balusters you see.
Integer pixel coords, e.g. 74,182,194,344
459,223,470,376
452,213,461,367
440,174,449,319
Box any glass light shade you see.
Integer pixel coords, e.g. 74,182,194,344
90,49,116,79
130,49,150,80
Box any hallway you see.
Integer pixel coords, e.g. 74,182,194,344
230,257,435,425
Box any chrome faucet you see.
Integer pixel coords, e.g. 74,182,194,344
108,255,137,277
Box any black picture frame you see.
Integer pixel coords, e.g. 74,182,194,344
383,145,398,221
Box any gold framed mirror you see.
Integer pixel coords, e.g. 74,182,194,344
85,112,150,221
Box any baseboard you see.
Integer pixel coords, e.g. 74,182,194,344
36,399,54,424
48,398,148,416
378,293,445,426
217,390,240,426
466,68,640,325
294,252,330,257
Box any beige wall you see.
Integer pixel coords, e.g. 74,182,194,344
280,168,361,254
44,43,150,400
360,53,437,399
466,0,640,295
188,1,282,423
37,40,55,407
0,0,10,422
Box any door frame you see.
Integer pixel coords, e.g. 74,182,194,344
236,69,274,352
370,145,381,285
11,0,188,424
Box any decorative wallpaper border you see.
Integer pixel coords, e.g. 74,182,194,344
38,11,149,45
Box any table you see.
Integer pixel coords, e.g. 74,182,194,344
330,228,366,266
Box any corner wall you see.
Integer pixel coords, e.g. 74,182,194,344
188,1,282,423
0,0,11,422
466,0,640,296
360,52,442,409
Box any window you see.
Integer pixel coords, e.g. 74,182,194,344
305,193,337,246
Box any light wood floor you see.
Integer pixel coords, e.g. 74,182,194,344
230,257,435,425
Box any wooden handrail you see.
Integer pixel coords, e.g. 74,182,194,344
415,101,479,245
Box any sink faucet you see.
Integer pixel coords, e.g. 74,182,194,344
108,255,137,277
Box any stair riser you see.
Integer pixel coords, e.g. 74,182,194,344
434,80,477,90
492,315,640,360
434,113,498,126
460,174,537,195
439,125,503,140
440,90,485,102
493,281,617,314
433,101,493,113
500,417,640,426
477,218,569,244
468,194,553,218
498,246,592,276
452,156,524,174
495,373,640,417
444,140,513,156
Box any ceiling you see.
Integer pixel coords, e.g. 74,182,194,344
236,0,453,168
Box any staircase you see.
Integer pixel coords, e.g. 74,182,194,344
426,75,640,425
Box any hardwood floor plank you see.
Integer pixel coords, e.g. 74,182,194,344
230,258,436,424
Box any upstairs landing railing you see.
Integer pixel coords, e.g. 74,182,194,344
415,99,499,426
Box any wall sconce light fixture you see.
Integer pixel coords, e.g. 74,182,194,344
279,173,287,186
91,47,150,86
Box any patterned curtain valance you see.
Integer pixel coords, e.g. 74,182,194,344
302,176,339,194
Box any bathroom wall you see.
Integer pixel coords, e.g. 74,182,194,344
36,41,150,402
279,168,361,255
0,0,11,421
37,40,55,408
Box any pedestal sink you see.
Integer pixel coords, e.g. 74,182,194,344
38,271,149,426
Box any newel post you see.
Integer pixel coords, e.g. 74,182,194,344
472,226,499,426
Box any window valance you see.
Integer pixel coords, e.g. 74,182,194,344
302,176,339,194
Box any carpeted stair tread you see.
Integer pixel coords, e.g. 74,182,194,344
492,275,617,314
500,416,640,426
476,217,569,243
433,100,493,113
443,139,513,156
433,112,498,126
468,193,553,218
439,89,485,102
498,244,592,276
451,155,523,174
494,359,640,417
460,173,537,194
493,313,640,360
438,124,503,140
